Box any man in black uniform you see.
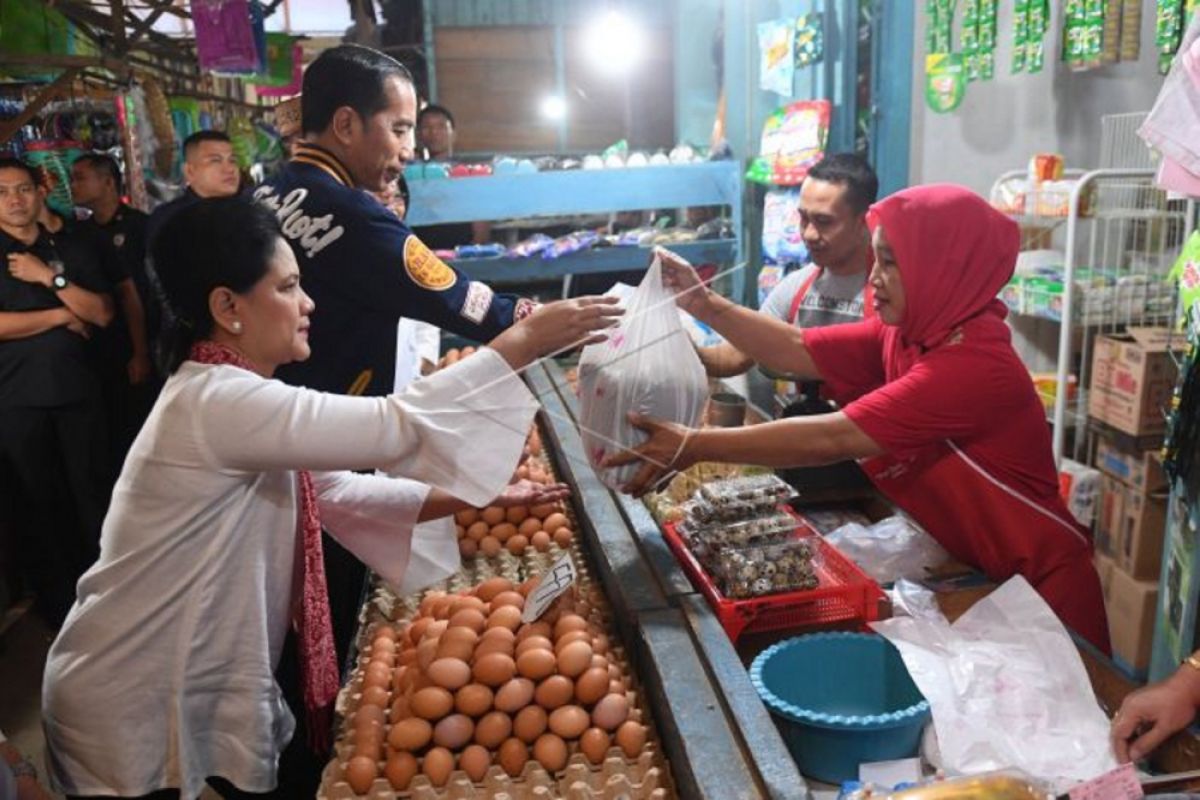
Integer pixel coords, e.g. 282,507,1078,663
69,153,157,472
255,45,614,794
145,130,241,251
0,158,115,625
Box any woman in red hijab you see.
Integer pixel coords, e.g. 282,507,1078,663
610,184,1109,652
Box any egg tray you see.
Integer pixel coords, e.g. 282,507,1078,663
318,741,673,800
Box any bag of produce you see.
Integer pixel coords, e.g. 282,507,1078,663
578,256,707,490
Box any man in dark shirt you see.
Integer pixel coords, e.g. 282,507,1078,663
145,130,241,252
69,153,157,473
0,158,115,625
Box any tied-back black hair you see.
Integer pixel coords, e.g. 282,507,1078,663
150,196,282,374
301,44,414,135
807,153,880,215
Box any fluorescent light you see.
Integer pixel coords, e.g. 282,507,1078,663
583,10,645,77
541,95,567,121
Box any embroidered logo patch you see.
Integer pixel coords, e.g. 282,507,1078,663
404,236,457,291
461,281,494,324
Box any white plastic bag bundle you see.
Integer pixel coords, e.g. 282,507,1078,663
578,256,708,489
825,514,950,584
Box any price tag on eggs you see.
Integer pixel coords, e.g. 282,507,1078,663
522,553,577,623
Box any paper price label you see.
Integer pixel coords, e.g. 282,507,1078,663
521,553,577,623
1068,763,1143,800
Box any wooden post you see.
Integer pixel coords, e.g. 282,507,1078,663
111,0,128,52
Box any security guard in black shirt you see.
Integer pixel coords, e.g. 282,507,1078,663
0,158,115,625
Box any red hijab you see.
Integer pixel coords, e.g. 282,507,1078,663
868,184,1019,368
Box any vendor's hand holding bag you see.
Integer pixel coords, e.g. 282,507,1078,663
578,256,708,490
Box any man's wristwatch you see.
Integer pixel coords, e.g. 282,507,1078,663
51,273,69,291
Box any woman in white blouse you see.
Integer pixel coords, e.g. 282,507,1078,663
42,197,620,800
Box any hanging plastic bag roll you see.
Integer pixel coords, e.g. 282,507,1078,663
578,254,708,490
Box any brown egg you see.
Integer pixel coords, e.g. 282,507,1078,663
480,536,502,557
436,633,476,662
591,693,629,731
465,521,490,542
422,746,454,787
428,658,471,691
474,710,513,748
514,519,541,541
424,619,450,640
491,590,525,610
431,598,453,620
532,733,569,773
516,648,557,681
515,635,553,658
506,506,530,524
433,713,475,749
345,754,378,795
548,704,589,739
384,751,419,791
575,667,610,705
512,704,548,743
352,734,382,762
459,538,478,557
408,670,434,693
476,576,514,601
480,625,516,645
530,531,552,552
411,686,454,720
608,679,625,695
370,636,397,654
579,727,611,765
487,605,523,633
361,685,389,708
455,508,479,527
408,617,432,645
553,528,574,547
451,594,487,614
553,614,588,640
473,652,517,687
398,648,418,668
607,663,622,681
590,654,609,672
473,637,515,661
592,634,610,655
387,717,432,751
556,641,593,678
458,744,491,782
497,737,528,777
448,608,486,634
518,576,541,597
373,624,397,641
354,704,386,730
542,512,569,533
480,507,506,526
491,523,517,543
505,534,529,555
535,675,574,710
530,502,558,519
416,637,439,672
454,683,493,717
516,621,553,642
614,721,647,758
389,694,411,722
493,677,535,713
554,630,591,652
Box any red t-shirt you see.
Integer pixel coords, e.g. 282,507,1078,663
805,309,1063,510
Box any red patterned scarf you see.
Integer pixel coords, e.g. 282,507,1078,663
188,340,339,753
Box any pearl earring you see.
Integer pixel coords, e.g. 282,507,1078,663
231,321,243,333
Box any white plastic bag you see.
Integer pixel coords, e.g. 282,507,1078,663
578,256,708,490
871,577,1117,792
824,515,950,584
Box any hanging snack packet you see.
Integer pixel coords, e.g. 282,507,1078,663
758,18,796,96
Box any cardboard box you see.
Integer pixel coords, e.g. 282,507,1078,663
1094,549,1115,588
1094,435,1168,495
1100,561,1159,674
1088,327,1177,437
1096,476,1167,580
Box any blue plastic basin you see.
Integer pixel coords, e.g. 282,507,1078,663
750,632,930,784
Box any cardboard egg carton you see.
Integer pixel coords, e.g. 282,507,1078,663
319,736,673,799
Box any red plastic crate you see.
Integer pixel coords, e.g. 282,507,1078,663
662,510,884,641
